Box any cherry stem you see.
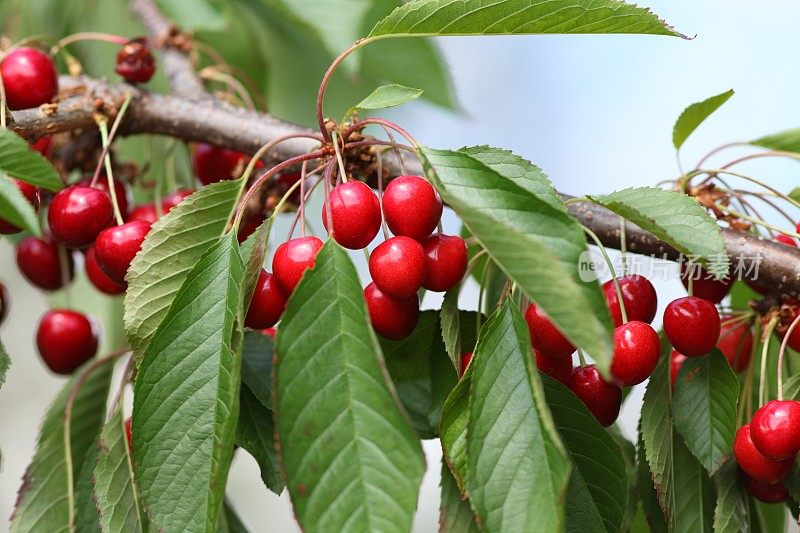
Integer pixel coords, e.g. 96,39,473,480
51,32,128,56
57,245,73,307
466,249,489,277
322,159,337,238
714,203,800,239
342,117,417,147
379,125,407,175
0,70,7,130
721,150,800,170
90,92,133,187
582,224,627,324
477,261,491,326
777,313,800,401
690,168,800,210
316,40,366,142
199,68,255,110
299,161,308,238
344,139,417,154
375,149,390,240
97,121,125,226
619,217,628,276
577,349,587,367
731,190,797,227
759,316,779,406
331,131,348,182
693,142,749,170
738,323,758,425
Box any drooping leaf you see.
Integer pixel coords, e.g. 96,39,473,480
74,438,101,533
440,286,461,371
672,350,738,475
636,431,668,533
132,233,244,532
542,375,628,532
672,90,734,150
440,366,471,491
672,432,715,533
349,83,423,117
439,459,480,532
240,218,271,313
0,130,62,191
421,145,614,374
713,460,749,533
10,361,113,532
587,187,729,276
466,301,570,533
751,128,800,154
274,241,425,532
240,330,274,409
0,173,41,235
156,0,226,31
235,385,283,494
606,426,638,531
368,0,686,39
124,179,242,362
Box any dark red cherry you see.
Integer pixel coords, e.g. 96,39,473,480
94,220,151,284
663,296,721,357
0,47,58,110
237,212,265,243
115,38,155,83
524,304,574,358
568,364,622,427
459,351,473,377
161,189,193,212
421,234,468,292
0,179,39,234
786,307,800,354
322,181,381,249
85,247,126,295
535,350,573,384
30,136,53,158
733,424,793,483
48,186,114,249
363,282,419,340
776,234,798,247
16,236,74,291
128,203,159,224
368,237,426,298
382,175,443,241
680,264,733,304
750,400,800,460
245,270,287,329
124,418,133,449
717,316,753,373
36,309,98,375
272,236,324,295
743,475,789,503
277,171,302,204
193,143,250,185
602,274,657,327
610,320,660,386
0,283,8,325
670,349,687,386
78,178,131,218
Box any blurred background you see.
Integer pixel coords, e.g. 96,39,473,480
1,0,799,530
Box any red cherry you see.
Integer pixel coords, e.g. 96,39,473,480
776,234,798,247
610,320,660,386
534,350,573,384
272,236,324,294
786,307,800,354
85,247,126,295
602,275,657,327
363,282,419,340
263,327,277,338
193,143,250,185
115,38,156,83
94,220,151,284
670,349,687,386
382,175,443,241
421,234,468,292
128,203,160,224
680,264,733,304
743,475,789,503
78,178,131,218
30,136,53,157
237,212,265,243
663,296,721,357
124,418,133,449
368,237,426,298
161,189,193,212
48,186,114,249
15,236,74,291
0,283,8,325
717,316,753,373
750,400,800,460
0,47,58,110
0,179,39,234
567,365,621,427
733,425,793,483
459,351,473,377
277,171,302,204
524,304,574,358
322,181,381,249
36,309,98,375
245,270,287,329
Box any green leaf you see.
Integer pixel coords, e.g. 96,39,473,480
236,384,283,494
788,187,800,203
439,459,480,532
218,498,251,533
240,218,271,313
542,375,628,532
606,426,638,531
240,330,273,409
587,187,729,276
713,461,749,533
0,337,9,390
751,128,800,153
368,0,687,39
349,83,423,116
124,179,243,362
440,365,471,491
672,433,715,533
274,240,425,532
74,438,101,533
10,361,113,532
466,301,570,533
0,130,62,191
783,371,800,401
636,431,668,533
0,173,41,235
155,0,226,31
421,145,614,374
672,90,734,150
94,409,146,533
672,350,738,475
132,233,244,532
440,286,461,370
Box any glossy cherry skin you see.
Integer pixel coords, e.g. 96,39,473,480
610,320,660,386
272,236,324,295
568,365,622,427
128,203,160,224
36,310,98,375
193,143,250,185
422,234,468,292
245,270,288,329
670,349,688,386
78,178,131,218
382,175,443,241
663,296,721,357
115,38,155,83
48,186,114,249
535,350,573,384
237,212,265,244
717,317,753,373
0,179,39,234
524,304,574,358
363,282,419,340
85,247,126,295
0,283,8,325
776,234,797,247
743,475,789,504
94,221,151,284
680,264,733,304
322,181,381,249
368,237,426,298
602,275,657,327
0,47,58,110
30,136,53,157
15,236,74,291
733,425,793,483
459,351,473,377
161,189,193,212
750,400,800,460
